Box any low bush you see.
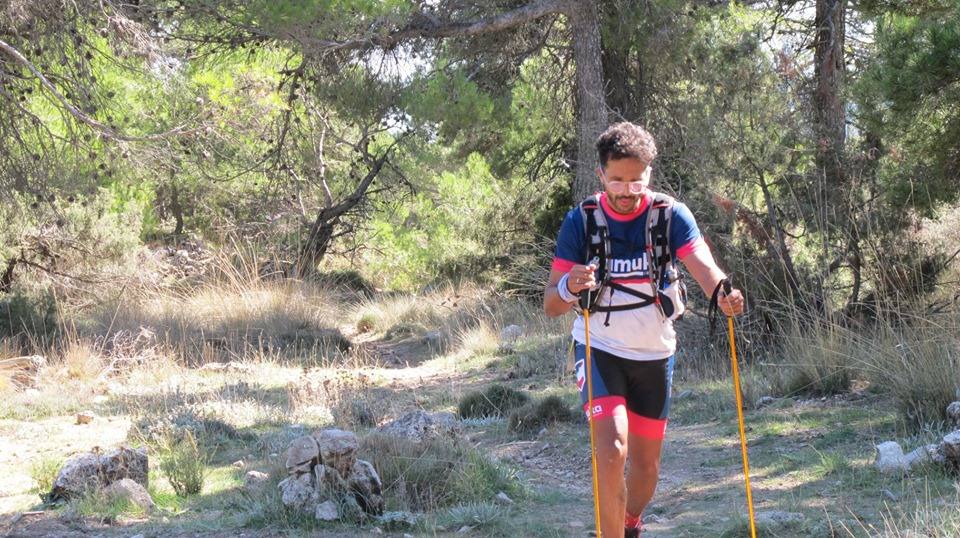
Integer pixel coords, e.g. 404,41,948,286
508,395,577,434
457,384,529,419
359,433,520,511
159,430,208,497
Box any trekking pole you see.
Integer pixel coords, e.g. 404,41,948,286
721,278,757,538
579,262,603,538
582,308,603,538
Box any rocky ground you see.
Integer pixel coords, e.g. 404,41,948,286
2,318,960,537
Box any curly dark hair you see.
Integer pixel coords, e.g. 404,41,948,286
595,122,658,167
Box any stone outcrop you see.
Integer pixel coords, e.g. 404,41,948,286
278,428,383,521
377,410,461,442
50,447,148,501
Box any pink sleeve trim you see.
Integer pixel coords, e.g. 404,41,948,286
551,258,577,272
676,237,708,261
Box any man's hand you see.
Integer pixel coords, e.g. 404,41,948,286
566,262,598,294
718,288,745,316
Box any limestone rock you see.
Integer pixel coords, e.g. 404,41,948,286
244,470,270,490
285,435,320,474
50,447,148,501
875,441,908,475
349,459,384,515
939,430,960,471
102,478,154,512
905,444,934,470
313,429,358,477
377,410,462,442
278,472,319,513
755,396,777,409
947,401,960,427
315,500,340,521
377,511,419,530
500,325,523,344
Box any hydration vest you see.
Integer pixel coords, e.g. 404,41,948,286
577,192,687,324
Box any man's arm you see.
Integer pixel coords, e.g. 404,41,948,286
680,247,745,316
543,262,598,317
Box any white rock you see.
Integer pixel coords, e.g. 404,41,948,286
948,401,960,426
457,526,474,534
377,410,462,442
494,491,513,505
102,478,154,511
51,447,148,501
500,325,523,344
875,441,908,475
904,445,932,470
940,430,960,470
278,473,318,513
315,500,340,521
755,396,776,409
313,429,358,477
244,470,269,490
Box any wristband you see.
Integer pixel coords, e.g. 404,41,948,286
557,273,579,304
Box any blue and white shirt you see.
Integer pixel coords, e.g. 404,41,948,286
552,192,708,361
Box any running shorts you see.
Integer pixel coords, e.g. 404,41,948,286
574,341,675,440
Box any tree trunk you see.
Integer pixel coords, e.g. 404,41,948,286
569,0,608,202
813,0,846,187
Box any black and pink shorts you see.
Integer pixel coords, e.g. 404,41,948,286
574,342,675,440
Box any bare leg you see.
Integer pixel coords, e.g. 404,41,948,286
592,406,629,537
625,432,665,520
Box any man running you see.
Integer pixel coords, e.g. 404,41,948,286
543,122,744,537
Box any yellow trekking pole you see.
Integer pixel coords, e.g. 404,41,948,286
718,278,757,538
582,309,603,538
579,258,603,538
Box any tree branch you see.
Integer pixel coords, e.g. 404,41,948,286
0,38,196,142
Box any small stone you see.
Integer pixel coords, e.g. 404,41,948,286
371,528,383,534
278,473,318,513
244,470,269,489
457,526,474,534
500,324,523,344
948,401,960,426
315,500,340,521
102,478,154,512
755,396,776,409
494,491,514,505
875,441,908,475
232,460,245,469
285,435,320,473
76,411,95,425
313,429,359,477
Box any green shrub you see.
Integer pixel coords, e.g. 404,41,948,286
508,395,577,434
159,430,208,497
0,291,58,340
30,456,63,500
457,384,530,419
359,433,520,511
